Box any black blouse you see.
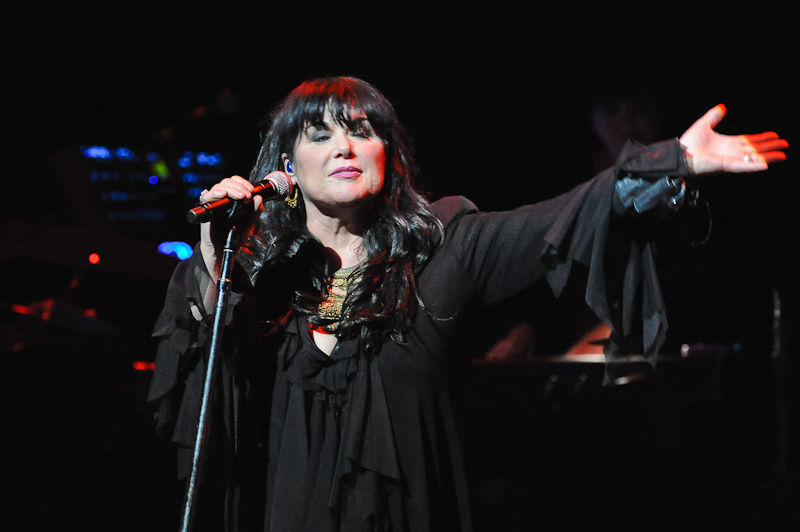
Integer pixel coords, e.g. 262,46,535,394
149,139,691,531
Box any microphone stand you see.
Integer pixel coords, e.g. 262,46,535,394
181,226,239,532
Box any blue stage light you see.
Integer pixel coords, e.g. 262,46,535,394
83,146,113,159
177,151,194,168
102,191,131,202
158,241,194,260
116,147,135,160
197,152,223,166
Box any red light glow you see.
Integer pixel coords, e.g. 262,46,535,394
11,304,31,315
88,253,100,265
133,361,156,371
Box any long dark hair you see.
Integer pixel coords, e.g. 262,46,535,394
239,77,443,353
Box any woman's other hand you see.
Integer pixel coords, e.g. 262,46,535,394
679,104,788,175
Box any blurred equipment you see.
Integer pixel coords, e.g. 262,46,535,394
53,144,230,241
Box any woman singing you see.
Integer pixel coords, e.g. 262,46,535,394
149,76,787,531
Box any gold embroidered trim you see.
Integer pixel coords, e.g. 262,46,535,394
317,262,364,332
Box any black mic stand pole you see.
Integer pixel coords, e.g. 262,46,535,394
181,226,239,532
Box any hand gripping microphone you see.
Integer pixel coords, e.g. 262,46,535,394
185,171,294,224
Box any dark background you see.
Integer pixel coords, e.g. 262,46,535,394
2,2,798,531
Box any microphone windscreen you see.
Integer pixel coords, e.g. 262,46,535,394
261,171,293,197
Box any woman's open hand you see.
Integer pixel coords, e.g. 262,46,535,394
679,104,788,175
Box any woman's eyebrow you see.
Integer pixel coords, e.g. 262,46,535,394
304,120,330,133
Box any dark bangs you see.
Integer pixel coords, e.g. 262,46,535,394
271,77,398,158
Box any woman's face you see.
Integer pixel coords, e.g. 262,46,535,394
283,108,386,218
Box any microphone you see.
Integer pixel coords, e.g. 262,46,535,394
186,171,294,224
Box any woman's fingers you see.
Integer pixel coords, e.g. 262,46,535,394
205,175,255,201
743,136,790,154
701,103,727,129
756,151,788,164
253,196,264,212
745,131,782,143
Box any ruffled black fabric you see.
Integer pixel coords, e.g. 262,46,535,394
265,318,402,531
542,139,688,363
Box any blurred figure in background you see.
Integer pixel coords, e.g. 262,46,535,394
589,86,662,174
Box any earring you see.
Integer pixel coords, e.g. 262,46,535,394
286,160,293,173
285,187,299,208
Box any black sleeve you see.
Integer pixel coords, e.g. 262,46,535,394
147,247,242,450
440,138,691,359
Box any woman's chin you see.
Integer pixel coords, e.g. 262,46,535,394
311,194,378,217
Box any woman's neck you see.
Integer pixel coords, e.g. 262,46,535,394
305,209,366,268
